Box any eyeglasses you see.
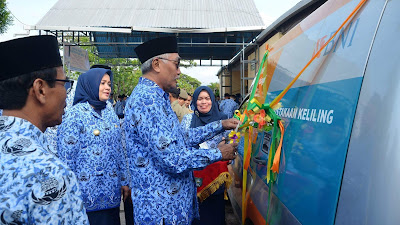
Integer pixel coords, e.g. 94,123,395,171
158,57,181,69
45,78,75,94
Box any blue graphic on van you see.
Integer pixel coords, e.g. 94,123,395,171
312,18,360,58
250,76,363,225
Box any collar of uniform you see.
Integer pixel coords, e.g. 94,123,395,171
139,77,169,100
80,101,104,119
0,116,53,153
171,100,180,107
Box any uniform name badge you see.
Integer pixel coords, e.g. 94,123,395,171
195,178,203,187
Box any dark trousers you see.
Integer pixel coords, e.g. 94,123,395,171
87,207,120,225
124,198,134,225
192,189,226,225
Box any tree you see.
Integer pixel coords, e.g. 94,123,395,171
112,66,141,96
178,74,201,94
207,82,220,97
0,0,13,34
62,37,141,97
62,36,200,97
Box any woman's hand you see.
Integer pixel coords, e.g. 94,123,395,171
221,118,240,130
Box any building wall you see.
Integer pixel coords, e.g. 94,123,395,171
219,32,284,98
231,65,241,94
219,62,241,96
219,69,231,96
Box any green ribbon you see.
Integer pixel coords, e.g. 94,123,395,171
261,105,282,225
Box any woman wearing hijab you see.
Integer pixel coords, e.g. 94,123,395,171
57,68,129,225
181,86,232,225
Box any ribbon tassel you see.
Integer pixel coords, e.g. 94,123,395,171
271,120,284,173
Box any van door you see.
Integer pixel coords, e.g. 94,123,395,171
229,0,389,224
335,0,400,224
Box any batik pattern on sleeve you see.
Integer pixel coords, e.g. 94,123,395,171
0,116,89,224
181,113,228,149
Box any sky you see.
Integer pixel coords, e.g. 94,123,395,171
1,0,301,85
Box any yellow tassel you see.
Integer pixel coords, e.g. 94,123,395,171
197,172,232,202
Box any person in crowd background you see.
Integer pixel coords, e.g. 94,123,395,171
216,96,221,107
235,93,241,105
0,35,89,224
185,93,194,113
57,68,129,225
115,94,126,119
185,93,192,108
179,89,191,118
219,93,239,118
181,86,232,225
178,88,188,106
230,94,237,105
124,36,239,225
169,87,186,122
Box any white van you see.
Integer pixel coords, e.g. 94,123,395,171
228,0,400,224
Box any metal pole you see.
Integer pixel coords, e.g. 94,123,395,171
67,45,71,80
219,69,222,98
241,35,245,97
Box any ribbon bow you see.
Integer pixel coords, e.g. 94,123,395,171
228,130,241,144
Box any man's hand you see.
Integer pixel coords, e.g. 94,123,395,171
121,186,131,202
221,118,240,130
218,141,238,161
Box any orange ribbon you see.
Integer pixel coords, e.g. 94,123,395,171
271,120,284,173
270,0,368,108
243,126,253,171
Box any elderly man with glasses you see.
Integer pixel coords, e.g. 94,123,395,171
123,36,240,225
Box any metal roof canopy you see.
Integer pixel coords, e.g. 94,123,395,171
91,30,262,59
26,0,265,60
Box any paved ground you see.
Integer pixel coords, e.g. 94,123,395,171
119,199,241,225
119,202,126,225
225,199,241,225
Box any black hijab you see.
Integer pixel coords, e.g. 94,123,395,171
73,68,113,111
190,86,227,128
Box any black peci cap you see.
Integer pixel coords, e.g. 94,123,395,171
134,36,178,63
0,35,62,82
90,64,111,70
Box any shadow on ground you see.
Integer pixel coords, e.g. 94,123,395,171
120,199,241,225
